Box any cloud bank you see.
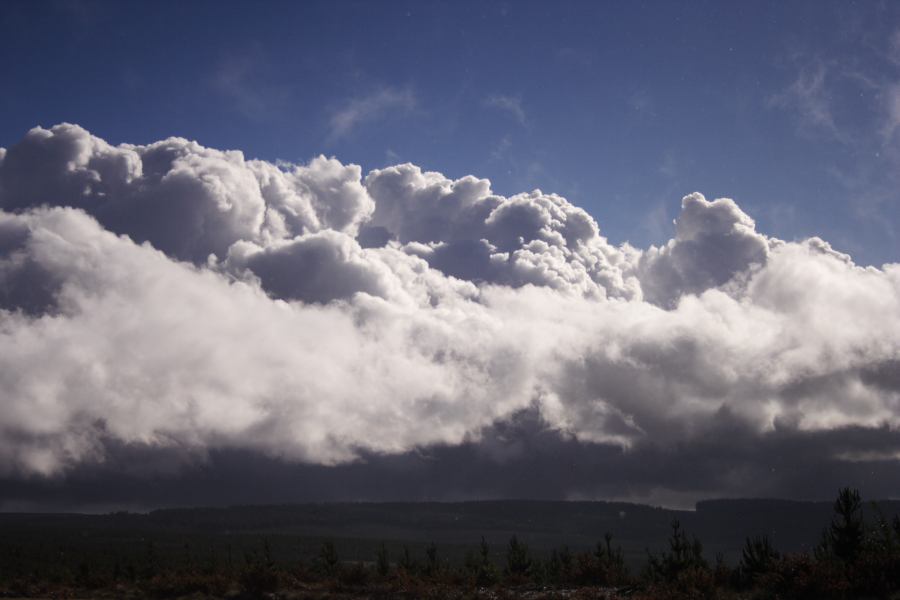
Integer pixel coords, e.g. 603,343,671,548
1,124,899,503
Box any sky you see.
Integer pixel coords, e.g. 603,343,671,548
3,0,900,264
1,0,900,511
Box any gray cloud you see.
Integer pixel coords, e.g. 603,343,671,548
223,231,393,304
365,163,641,300
4,412,900,511
637,192,770,307
0,124,373,263
0,125,899,505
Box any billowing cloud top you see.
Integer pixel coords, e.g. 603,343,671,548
1,124,899,501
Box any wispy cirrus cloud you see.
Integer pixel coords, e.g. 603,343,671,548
768,59,845,141
882,82,900,144
889,29,900,66
484,94,527,125
328,86,416,141
769,27,900,150
212,51,291,121
768,28,900,241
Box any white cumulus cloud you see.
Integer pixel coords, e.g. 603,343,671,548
1,124,899,490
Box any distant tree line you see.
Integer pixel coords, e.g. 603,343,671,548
1,488,900,598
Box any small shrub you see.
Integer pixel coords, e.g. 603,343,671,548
317,540,340,578
398,544,415,574
464,537,498,587
238,541,278,598
339,561,369,587
646,519,708,584
740,535,779,584
376,542,390,577
504,535,533,583
424,541,440,578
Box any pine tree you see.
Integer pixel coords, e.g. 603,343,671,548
820,487,864,564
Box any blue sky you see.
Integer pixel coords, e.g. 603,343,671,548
2,0,899,265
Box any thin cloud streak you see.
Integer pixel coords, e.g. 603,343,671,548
484,94,527,125
328,86,416,140
768,60,845,141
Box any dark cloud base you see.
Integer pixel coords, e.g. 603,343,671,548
3,410,898,512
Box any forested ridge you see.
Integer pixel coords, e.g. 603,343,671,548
2,490,900,598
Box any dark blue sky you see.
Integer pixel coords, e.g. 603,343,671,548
2,0,899,264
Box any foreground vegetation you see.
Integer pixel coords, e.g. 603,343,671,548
2,489,900,599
